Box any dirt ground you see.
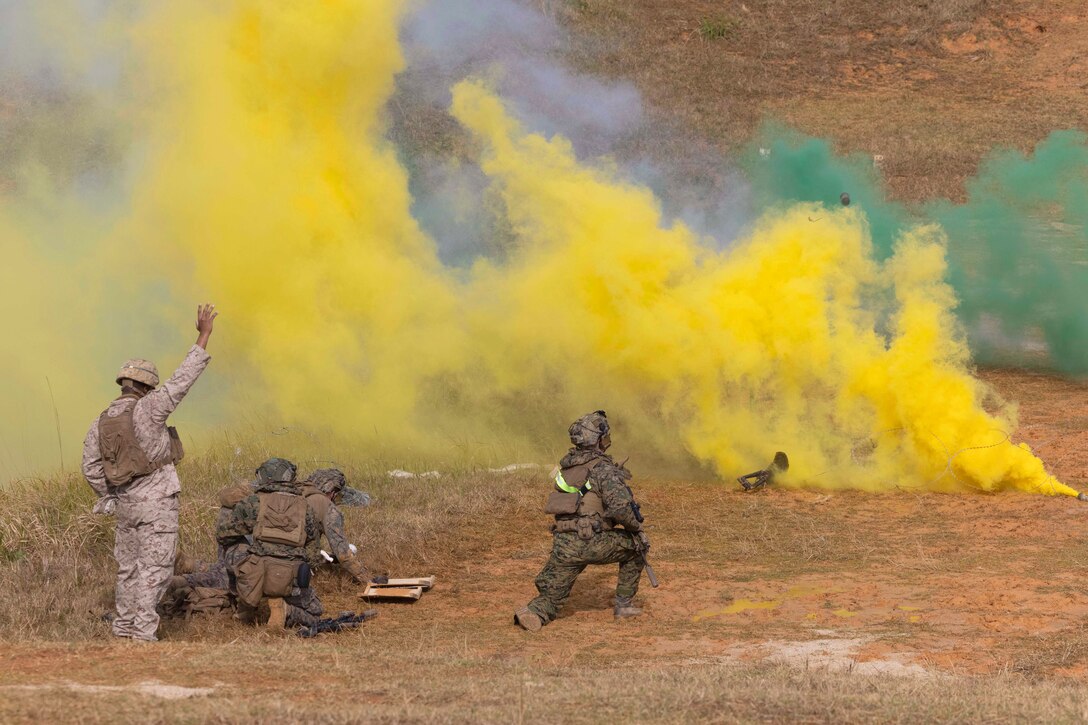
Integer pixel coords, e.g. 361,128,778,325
562,0,1088,202
3,369,1088,722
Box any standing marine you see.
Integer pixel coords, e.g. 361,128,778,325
514,410,651,631
81,303,217,641
216,457,325,628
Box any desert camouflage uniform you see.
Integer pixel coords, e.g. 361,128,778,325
526,448,645,624
81,345,211,641
217,480,324,626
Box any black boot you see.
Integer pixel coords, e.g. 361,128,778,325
614,596,642,619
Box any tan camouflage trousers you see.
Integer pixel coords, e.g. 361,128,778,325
113,494,179,641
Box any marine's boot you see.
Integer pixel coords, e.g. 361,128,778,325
166,575,189,592
514,606,543,632
613,596,642,620
234,603,258,625
174,551,199,575
266,598,287,629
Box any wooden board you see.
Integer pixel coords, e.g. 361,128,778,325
373,576,435,590
359,585,423,601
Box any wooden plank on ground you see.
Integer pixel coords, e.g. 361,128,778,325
359,585,423,601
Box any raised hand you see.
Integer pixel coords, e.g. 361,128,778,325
195,303,218,349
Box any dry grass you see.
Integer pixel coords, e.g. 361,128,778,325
4,420,1088,720
0,441,540,640
4,647,1088,722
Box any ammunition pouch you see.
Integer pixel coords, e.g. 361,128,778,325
552,516,603,540
576,517,597,540
235,555,305,608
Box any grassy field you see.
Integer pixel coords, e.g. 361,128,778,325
2,370,1088,722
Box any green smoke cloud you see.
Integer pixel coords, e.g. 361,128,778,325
744,127,1088,374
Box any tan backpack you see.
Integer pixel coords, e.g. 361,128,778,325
253,492,308,546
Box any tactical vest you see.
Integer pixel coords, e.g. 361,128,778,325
97,395,184,486
302,486,331,535
546,458,613,538
252,492,308,546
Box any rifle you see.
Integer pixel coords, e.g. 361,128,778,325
737,451,789,491
296,609,379,638
632,532,659,588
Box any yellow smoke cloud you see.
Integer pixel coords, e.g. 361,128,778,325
0,1,1073,497
451,80,1073,496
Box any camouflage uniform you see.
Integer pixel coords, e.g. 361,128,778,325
217,473,324,627
301,468,369,582
82,345,211,641
179,470,370,591
519,412,647,628
178,479,257,591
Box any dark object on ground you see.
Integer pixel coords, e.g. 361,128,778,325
297,609,379,638
737,452,790,491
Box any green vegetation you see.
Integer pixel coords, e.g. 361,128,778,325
698,15,738,41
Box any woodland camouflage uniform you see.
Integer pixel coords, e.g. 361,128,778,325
173,478,256,592
217,461,324,627
301,468,370,582
177,469,370,592
82,346,211,641
517,411,647,630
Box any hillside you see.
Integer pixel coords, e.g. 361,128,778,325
560,0,1088,201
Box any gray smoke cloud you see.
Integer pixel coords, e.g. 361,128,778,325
392,0,753,264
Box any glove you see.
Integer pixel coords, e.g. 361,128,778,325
339,551,370,584
92,495,118,515
637,531,651,552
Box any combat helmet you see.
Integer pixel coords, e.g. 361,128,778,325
255,457,298,484
569,410,610,449
306,468,372,507
307,468,346,496
116,358,159,388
